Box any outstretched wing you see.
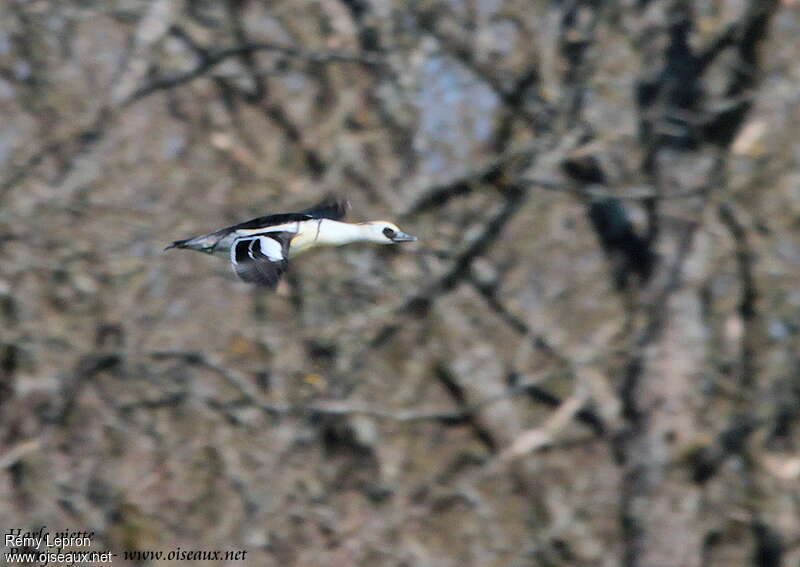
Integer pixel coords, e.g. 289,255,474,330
228,196,349,232
300,196,349,221
230,232,293,288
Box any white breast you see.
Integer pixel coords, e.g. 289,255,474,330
288,220,327,257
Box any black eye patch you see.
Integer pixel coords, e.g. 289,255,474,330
383,227,396,239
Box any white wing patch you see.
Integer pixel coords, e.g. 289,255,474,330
257,236,285,261
230,232,293,288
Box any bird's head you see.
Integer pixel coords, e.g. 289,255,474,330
361,221,418,244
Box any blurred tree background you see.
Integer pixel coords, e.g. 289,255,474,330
1,0,799,565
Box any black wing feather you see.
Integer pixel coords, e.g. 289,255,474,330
227,196,348,232
231,232,293,288
300,196,349,220
231,212,313,231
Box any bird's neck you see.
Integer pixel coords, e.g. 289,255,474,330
316,220,369,245
289,220,369,256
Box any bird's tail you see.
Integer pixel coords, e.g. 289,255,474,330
164,230,229,253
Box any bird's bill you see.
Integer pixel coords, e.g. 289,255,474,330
391,231,418,242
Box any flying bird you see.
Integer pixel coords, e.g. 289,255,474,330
165,197,417,288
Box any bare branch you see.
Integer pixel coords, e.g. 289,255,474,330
403,143,539,217
125,36,385,105
496,393,587,463
143,350,605,435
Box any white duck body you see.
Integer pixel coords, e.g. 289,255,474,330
166,198,416,288
236,219,410,257
235,219,361,257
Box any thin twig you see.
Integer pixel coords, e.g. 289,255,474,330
144,350,605,433
125,40,384,104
